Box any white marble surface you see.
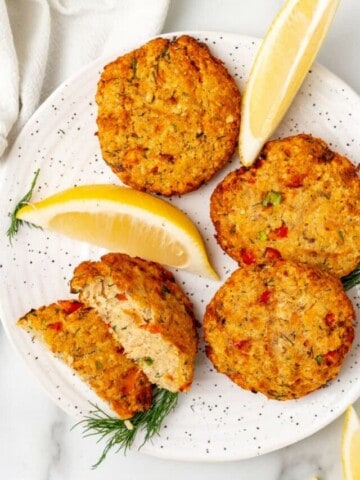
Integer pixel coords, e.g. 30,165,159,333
1,1,359,479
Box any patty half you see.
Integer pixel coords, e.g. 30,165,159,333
96,35,241,196
17,300,152,418
70,253,198,393
210,134,360,277
203,260,355,400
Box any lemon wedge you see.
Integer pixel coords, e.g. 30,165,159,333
342,405,360,480
239,0,339,166
16,184,218,279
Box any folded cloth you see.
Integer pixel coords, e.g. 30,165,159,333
0,0,170,158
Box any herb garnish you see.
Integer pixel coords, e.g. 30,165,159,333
74,387,178,468
6,168,40,244
341,264,360,291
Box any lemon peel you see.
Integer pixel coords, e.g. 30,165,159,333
16,184,218,279
342,405,360,480
239,0,339,166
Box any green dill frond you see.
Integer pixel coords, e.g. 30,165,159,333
73,388,178,468
341,264,360,291
6,168,40,244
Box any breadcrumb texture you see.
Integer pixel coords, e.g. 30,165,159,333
17,300,152,418
96,35,241,196
70,253,198,392
204,260,355,400
211,134,360,277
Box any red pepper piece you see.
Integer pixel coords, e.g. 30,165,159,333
345,327,355,345
233,339,251,353
325,312,336,329
240,248,256,265
141,324,161,334
48,322,63,331
323,350,339,366
58,300,83,314
116,292,127,301
259,290,272,304
264,247,282,260
286,175,304,188
273,223,288,238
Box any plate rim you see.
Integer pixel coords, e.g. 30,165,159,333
1,30,359,462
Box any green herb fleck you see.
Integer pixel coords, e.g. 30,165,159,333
261,190,283,207
267,389,286,400
95,361,103,370
130,57,138,79
307,346,314,358
258,230,268,241
142,357,154,366
338,230,345,242
320,191,331,200
73,387,178,468
161,285,171,295
280,333,295,346
160,46,171,61
6,168,41,244
315,354,323,365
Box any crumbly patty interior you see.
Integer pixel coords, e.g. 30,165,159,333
17,301,152,418
70,253,198,392
80,277,187,392
210,134,360,277
96,35,241,196
204,261,355,400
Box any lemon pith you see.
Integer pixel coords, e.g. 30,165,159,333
16,184,218,279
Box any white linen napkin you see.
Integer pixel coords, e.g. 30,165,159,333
0,0,170,158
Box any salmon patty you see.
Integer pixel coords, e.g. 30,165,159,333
210,134,360,277
203,260,355,400
17,300,152,418
96,35,241,196
70,253,198,393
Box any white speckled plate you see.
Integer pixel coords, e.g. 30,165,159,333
0,32,359,462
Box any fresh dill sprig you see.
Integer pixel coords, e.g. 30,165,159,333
341,264,360,291
73,387,178,468
6,168,40,244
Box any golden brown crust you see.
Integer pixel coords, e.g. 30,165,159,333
70,253,198,392
17,300,152,418
96,35,241,196
203,260,355,400
210,134,360,277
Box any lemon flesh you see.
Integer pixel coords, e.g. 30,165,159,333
16,184,218,279
239,0,339,166
342,406,360,480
